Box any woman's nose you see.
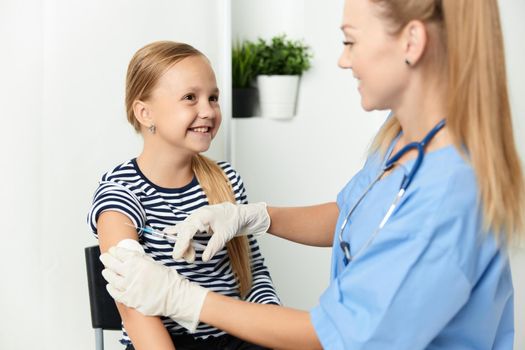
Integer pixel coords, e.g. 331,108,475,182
338,50,352,69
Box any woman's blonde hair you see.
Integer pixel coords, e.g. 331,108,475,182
370,0,524,242
126,41,252,296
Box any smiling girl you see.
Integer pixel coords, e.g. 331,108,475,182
87,41,279,350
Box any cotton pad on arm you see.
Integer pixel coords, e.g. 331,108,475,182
116,238,145,254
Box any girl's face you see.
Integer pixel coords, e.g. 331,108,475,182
147,55,221,155
339,0,408,111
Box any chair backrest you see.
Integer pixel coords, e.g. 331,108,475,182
85,245,122,330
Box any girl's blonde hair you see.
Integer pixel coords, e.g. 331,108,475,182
126,41,252,296
370,0,524,242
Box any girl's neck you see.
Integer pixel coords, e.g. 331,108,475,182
136,146,194,189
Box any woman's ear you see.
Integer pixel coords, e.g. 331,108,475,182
403,20,428,66
132,100,154,129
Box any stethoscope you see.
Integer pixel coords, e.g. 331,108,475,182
338,119,446,266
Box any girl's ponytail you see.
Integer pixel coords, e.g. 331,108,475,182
192,155,252,297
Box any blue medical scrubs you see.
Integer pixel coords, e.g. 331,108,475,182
310,144,514,349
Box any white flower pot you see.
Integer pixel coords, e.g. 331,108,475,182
257,75,300,119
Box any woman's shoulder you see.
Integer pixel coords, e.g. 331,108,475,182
419,146,478,209
408,147,489,248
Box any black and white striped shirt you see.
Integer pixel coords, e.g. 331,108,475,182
87,159,280,344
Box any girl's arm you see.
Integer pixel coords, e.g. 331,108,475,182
98,211,176,350
200,292,322,350
267,202,339,247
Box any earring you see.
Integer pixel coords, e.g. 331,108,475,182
148,124,156,134
405,59,411,66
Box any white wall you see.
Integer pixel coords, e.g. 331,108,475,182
1,1,229,349
0,1,44,349
232,0,525,348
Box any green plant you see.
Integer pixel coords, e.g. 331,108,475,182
232,40,259,88
255,34,312,76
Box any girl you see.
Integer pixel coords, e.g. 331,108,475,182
88,41,279,350
100,0,524,349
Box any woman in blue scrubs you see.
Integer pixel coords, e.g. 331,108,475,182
100,0,524,348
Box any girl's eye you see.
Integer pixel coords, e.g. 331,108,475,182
183,94,196,101
343,40,354,47
209,95,219,102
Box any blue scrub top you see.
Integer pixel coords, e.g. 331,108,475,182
310,144,514,349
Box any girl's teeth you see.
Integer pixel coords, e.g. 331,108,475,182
191,127,209,133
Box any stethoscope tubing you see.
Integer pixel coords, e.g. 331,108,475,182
338,119,446,266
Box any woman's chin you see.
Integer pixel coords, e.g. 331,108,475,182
360,95,384,112
360,99,374,112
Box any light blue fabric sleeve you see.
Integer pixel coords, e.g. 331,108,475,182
311,235,471,350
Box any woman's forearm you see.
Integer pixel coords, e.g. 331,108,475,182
267,202,338,247
200,292,322,350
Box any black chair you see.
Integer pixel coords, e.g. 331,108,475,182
85,245,122,350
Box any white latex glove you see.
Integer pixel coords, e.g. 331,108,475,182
167,202,270,263
99,239,208,333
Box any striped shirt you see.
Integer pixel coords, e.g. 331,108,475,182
87,158,280,344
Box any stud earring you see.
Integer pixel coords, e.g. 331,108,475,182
148,124,156,134
405,59,411,66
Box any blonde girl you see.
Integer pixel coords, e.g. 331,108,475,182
88,41,278,350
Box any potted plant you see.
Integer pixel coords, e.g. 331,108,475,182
232,40,259,118
255,35,312,119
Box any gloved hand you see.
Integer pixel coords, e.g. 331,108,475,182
167,202,270,263
99,239,208,333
